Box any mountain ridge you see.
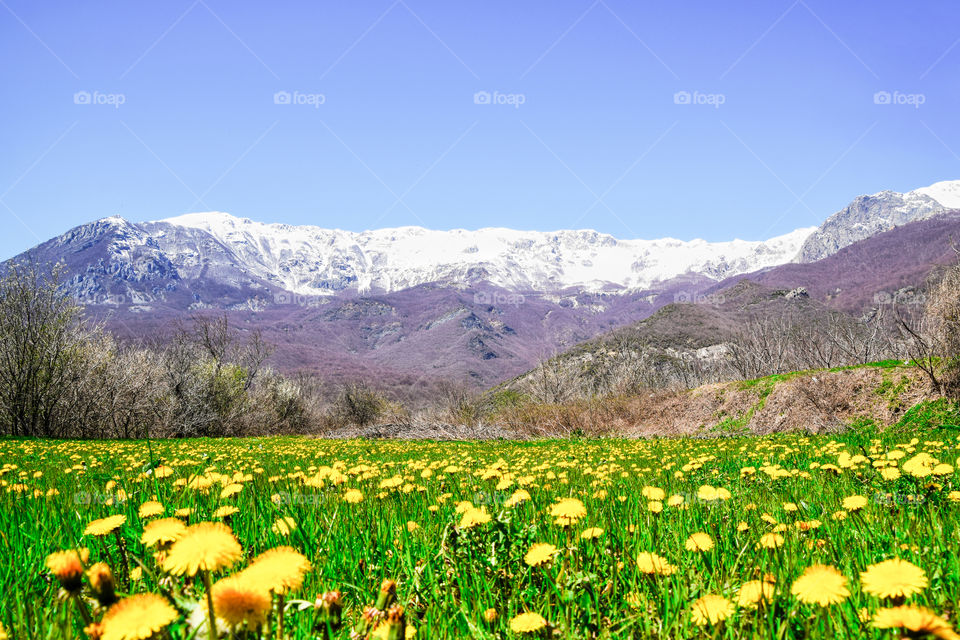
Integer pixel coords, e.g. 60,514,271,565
6,178,960,392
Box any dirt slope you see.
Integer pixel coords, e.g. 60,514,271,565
627,364,928,437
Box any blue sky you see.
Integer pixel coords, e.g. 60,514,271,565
1,0,958,259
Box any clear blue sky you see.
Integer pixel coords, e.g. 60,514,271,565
1,0,958,259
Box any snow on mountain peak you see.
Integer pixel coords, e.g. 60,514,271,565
153,212,814,296
911,179,960,209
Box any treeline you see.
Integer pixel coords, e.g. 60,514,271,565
509,263,960,409
0,263,328,439
3,257,959,439
512,306,904,403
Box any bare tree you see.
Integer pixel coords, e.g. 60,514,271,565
727,313,793,379
0,262,88,437
896,258,960,397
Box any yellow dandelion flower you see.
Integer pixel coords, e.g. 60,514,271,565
272,516,296,536
245,546,312,594
881,467,901,481
636,552,677,576
509,612,547,634
873,606,960,640
738,580,775,608
580,527,604,540
505,489,531,507
641,486,665,501
647,500,663,513
213,505,239,519
690,594,734,625
758,533,784,549
843,495,869,511
138,501,164,519
685,532,714,552
459,507,491,529
697,485,719,501
549,498,586,526
343,489,364,503
85,515,127,537
212,574,271,631
524,543,558,567
220,483,242,499
100,593,178,640
163,522,242,576
861,559,928,599
141,518,187,547
791,565,849,606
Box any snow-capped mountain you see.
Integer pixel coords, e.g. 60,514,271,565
796,179,960,263
152,212,814,298
7,178,958,387
11,178,957,309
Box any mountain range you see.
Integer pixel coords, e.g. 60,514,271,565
9,179,960,394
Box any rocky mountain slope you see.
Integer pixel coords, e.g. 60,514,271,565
796,179,960,262
18,212,815,310
6,178,959,392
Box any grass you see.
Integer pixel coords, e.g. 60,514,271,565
2,429,959,638
737,360,907,392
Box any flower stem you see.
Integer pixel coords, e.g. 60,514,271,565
277,593,285,640
69,591,93,626
202,570,218,640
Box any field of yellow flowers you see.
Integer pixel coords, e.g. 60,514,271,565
3,430,960,639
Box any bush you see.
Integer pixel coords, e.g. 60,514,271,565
331,383,385,427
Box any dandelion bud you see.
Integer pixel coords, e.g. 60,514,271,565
315,591,343,630
483,608,498,623
374,580,397,610
45,548,89,593
87,563,118,607
382,605,406,640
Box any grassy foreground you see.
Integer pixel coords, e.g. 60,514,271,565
2,429,960,639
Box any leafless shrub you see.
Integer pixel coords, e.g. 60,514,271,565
896,254,960,397
0,262,94,437
330,382,386,427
